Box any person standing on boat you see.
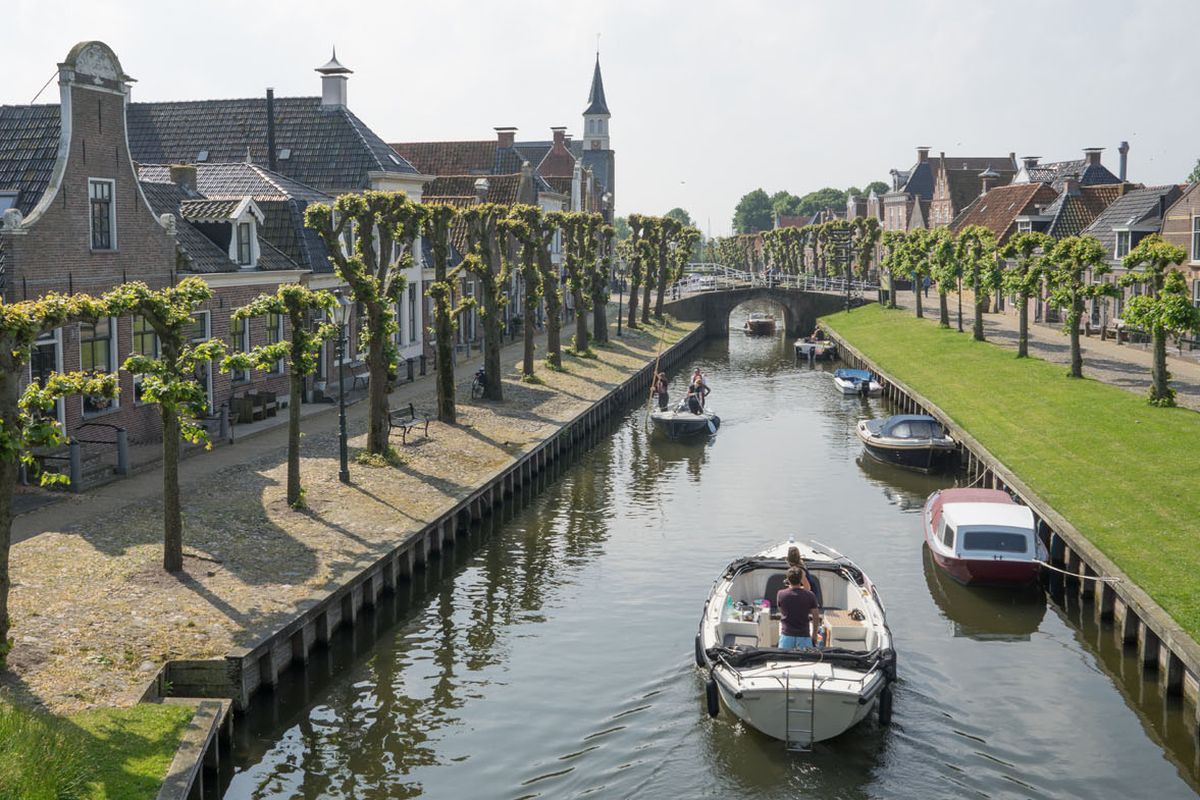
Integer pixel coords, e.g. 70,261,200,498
777,568,821,649
690,369,710,409
786,546,823,607
653,372,669,411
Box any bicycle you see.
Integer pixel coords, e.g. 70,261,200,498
470,367,487,399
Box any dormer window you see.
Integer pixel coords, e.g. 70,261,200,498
237,222,253,265
1115,230,1131,259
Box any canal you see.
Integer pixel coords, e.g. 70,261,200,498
223,304,1200,799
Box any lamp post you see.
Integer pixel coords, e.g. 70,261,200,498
332,289,352,484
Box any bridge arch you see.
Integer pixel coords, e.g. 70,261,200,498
662,286,852,337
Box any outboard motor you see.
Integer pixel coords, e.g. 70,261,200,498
858,379,869,397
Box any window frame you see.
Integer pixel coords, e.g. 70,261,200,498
230,315,251,384
131,314,161,405
236,221,253,266
941,522,955,550
1191,215,1200,264
29,327,66,428
187,311,213,412
88,178,117,252
79,317,119,416
408,283,418,343
266,312,285,374
1114,230,1131,260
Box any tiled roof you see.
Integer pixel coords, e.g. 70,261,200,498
952,182,1058,242
126,97,418,194
515,142,553,169
538,143,576,178
940,164,1014,214
775,214,813,228
141,179,297,274
390,140,496,176
1021,159,1120,189
0,104,61,215
1083,185,1183,258
1043,183,1125,239
425,173,529,206
542,176,573,196
900,155,1015,201
179,199,242,222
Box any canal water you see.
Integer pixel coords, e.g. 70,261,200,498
223,304,1200,799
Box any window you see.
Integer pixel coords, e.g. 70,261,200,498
89,179,115,250
1016,220,1032,234
941,523,955,549
961,530,1029,554
30,328,64,427
1192,216,1200,262
236,222,253,266
1193,279,1200,310
0,191,17,212
1115,230,1131,259
80,318,116,414
131,315,160,404
408,284,418,343
186,312,212,412
267,312,284,373
231,316,250,383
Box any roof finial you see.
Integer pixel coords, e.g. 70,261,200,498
595,32,600,57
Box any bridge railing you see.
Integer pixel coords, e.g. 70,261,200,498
671,267,879,298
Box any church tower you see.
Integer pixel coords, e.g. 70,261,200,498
582,53,610,151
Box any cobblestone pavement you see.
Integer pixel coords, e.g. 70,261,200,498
2,315,690,713
893,289,1200,412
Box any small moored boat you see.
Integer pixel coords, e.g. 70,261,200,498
855,414,956,473
833,368,881,397
794,338,838,362
696,540,896,750
650,402,720,438
743,312,777,336
922,488,1048,586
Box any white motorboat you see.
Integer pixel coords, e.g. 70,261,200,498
833,368,882,397
650,401,720,438
696,540,896,750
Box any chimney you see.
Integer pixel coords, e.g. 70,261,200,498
1022,155,1040,171
266,88,277,171
916,146,930,163
1082,147,1103,167
315,48,353,108
552,126,568,147
169,164,197,195
473,177,489,204
1118,141,1129,181
494,126,517,149
979,166,1000,195
1062,177,1080,196
1009,152,1016,169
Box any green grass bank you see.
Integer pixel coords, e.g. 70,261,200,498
0,702,191,799
822,304,1200,641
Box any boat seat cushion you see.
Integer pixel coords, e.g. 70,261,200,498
723,633,758,648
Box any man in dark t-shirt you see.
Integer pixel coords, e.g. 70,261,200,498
776,568,821,649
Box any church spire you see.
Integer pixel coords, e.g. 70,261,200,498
584,53,609,116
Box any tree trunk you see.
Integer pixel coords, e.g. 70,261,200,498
162,406,183,572
973,295,985,341
939,291,950,328
641,276,653,325
1151,328,1171,403
1017,298,1029,358
914,282,923,318
522,290,536,378
482,284,503,401
654,253,668,318
887,271,897,309
435,293,456,425
0,455,14,667
286,366,303,506
573,289,589,353
592,293,608,343
1068,299,1083,378
627,277,640,329
366,305,389,454
539,250,562,368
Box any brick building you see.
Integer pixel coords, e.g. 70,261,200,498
1160,183,1200,309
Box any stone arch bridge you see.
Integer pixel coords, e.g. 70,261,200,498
661,286,861,337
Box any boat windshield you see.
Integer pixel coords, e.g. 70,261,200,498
961,530,1029,553
889,420,939,439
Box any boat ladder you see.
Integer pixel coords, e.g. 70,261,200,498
784,672,817,752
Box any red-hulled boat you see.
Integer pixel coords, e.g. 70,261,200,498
922,488,1047,586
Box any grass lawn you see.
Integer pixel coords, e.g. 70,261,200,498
0,702,192,800
822,304,1200,641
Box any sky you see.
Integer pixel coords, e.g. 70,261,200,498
6,0,1199,237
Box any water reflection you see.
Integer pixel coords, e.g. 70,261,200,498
855,454,946,511
922,545,1047,641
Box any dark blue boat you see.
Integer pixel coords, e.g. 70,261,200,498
855,414,957,472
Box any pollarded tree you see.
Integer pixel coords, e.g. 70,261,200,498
534,213,565,369
624,213,645,329
853,217,882,285
110,278,226,573
224,285,335,507
903,229,934,318
879,229,908,310
0,292,118,666
955,225,1000,341
1000,231,1053,358
306,191,426,454
641,217,661,325
1045,235,1117,378
1121,235,1200,405
551,210,601,354
500,204,547,379
927,227,958,329
590,224,616,343
655,216,683,317
424,203,469,423
461,203,509,400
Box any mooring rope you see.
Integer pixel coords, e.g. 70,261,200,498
1034,560,1122,582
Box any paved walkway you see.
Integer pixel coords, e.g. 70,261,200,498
895,290,1200,412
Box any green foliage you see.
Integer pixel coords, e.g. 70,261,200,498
769,190,803,218
613,215,632,241
354,447,404,468
732,188,773,233
1000,231,1054,300
796,187,848,216
223,284,335,378
0,703,92,799
1187,158,1200,185
864,181,890,198
1045,235,1116,323
664,207,693,227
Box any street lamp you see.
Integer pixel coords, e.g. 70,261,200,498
331,289,352,484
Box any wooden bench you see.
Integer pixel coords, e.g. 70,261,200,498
388,402,430,445
231,390,277,423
